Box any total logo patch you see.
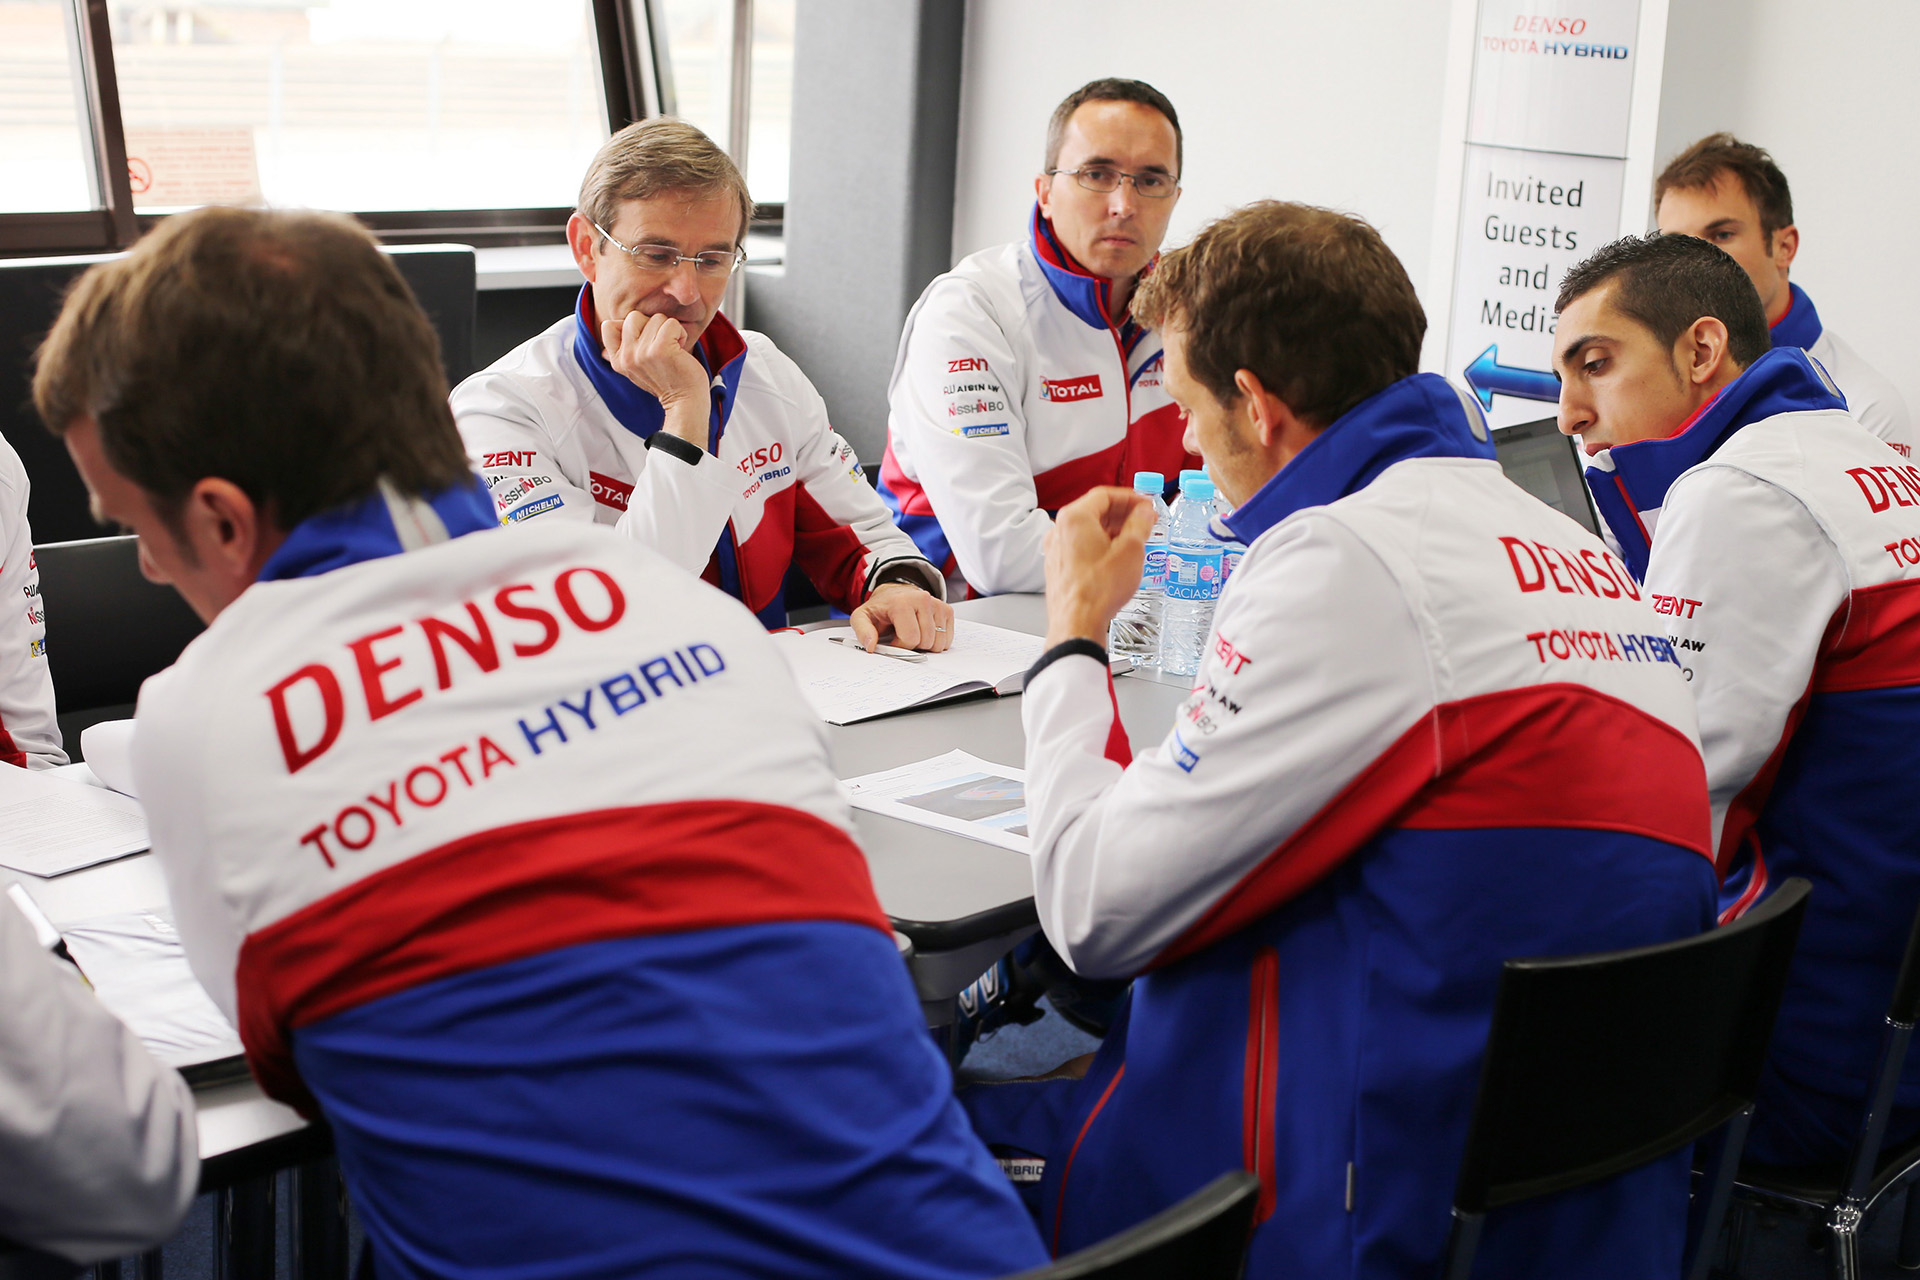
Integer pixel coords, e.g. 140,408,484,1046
1040,373,1102,402
589,471,633,511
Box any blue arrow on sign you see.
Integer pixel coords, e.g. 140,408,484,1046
1463,344,1561,411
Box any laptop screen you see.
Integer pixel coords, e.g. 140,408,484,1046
1494,417,1599,536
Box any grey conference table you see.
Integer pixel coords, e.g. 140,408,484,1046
828,592,1190,1027
1,591,1191,1271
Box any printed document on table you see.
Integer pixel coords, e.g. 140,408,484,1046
62,906,245,1071
0,763,148,877
772,619,1053,725
842,750,1032,855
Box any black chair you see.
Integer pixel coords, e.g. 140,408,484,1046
1722,897,1920,1278
0,245,475,545
33,535,205,748
1444,878,1812,1280
1000,1170,1260,1280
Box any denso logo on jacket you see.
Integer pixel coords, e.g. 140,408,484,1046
1040,374,1103,403
263,564,628,774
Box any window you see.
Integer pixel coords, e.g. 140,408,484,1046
1,0,102,214
653,0,792,210
110,0,611,215
0,0,788,253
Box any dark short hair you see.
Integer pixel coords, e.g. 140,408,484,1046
1655,132,1795,243
1044,78,1182,176
1554,233,1772,368
1133,201,1424,427
33,206,473,534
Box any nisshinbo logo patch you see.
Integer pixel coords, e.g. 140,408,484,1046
1041,374,1102,402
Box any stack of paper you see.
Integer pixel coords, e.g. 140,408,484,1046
0,763,148,877
772,619,1053,725
843,750,1032,854
62,906,245,1074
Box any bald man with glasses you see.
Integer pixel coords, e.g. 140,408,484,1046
877,77,1199,599
455,118,950,648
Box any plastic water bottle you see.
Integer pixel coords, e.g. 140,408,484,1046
1108,472,1169,665
1161,473,1224,677
1213,493,1244,588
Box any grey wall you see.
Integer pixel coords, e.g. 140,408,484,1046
746,0,964,461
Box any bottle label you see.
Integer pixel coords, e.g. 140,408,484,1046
1141,543,1169,590
1165,546,1223,601
1221,547,1244,586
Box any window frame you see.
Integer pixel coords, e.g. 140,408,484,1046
0,0,779,254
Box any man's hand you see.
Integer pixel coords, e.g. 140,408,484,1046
1044,486,1154,650
850,582,955,653
601,311,710,447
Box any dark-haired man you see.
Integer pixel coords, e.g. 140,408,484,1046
35,205,1045,1279
965,202,1716,1277
1556,232,1920,1165
456,118,950,651
1656,132,1912,457
877,77,1199,597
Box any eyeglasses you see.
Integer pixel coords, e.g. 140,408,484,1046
1045,165,1179,199
590,219,747,276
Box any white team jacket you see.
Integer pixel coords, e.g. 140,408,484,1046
876,208,1194,597
1023,375,1710,979
131,505,861,1051
1772,283,1912,458
0,902,196,1262
0,437,64,768
451,297,939,626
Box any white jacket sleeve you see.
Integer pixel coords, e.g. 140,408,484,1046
453,381,607,530
758,344,942,608
0,904,197,1263
0,441,65,768
888,278,1049,595
1022,515,1431,979
1641,466,1848,863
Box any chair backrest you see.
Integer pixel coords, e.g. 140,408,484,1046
1000,1170,1260,1280
1453,878,1811,1215
0,245,475,545
34,536,204,712
1890,895,1920,1028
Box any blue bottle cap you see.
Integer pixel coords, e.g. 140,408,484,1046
1132,471,1165,493
1181,473,1214,500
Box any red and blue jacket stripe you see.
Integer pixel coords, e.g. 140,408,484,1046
241,484,1047,1279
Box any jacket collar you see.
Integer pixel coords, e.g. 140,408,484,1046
1585,346,1847,580
569,285,749,449
1220,373,1495,545
1769,282,1823,352
1029,204,1150,345
259,476,497,582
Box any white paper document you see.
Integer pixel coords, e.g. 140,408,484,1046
62,907,245,1071
842,750,1032,854
0,764,149,876
772,619,1051,725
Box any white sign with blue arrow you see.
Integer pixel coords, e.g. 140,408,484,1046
1441,0,1642,431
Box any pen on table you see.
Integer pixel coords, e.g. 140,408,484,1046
7,883,88,985
826,635,928,662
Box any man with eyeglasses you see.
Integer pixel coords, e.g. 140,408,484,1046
454,118,952,650
877,78,1199,599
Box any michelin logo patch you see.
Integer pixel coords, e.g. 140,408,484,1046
958,422,1011,439
501,494,565,523
1171,730,1201,773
